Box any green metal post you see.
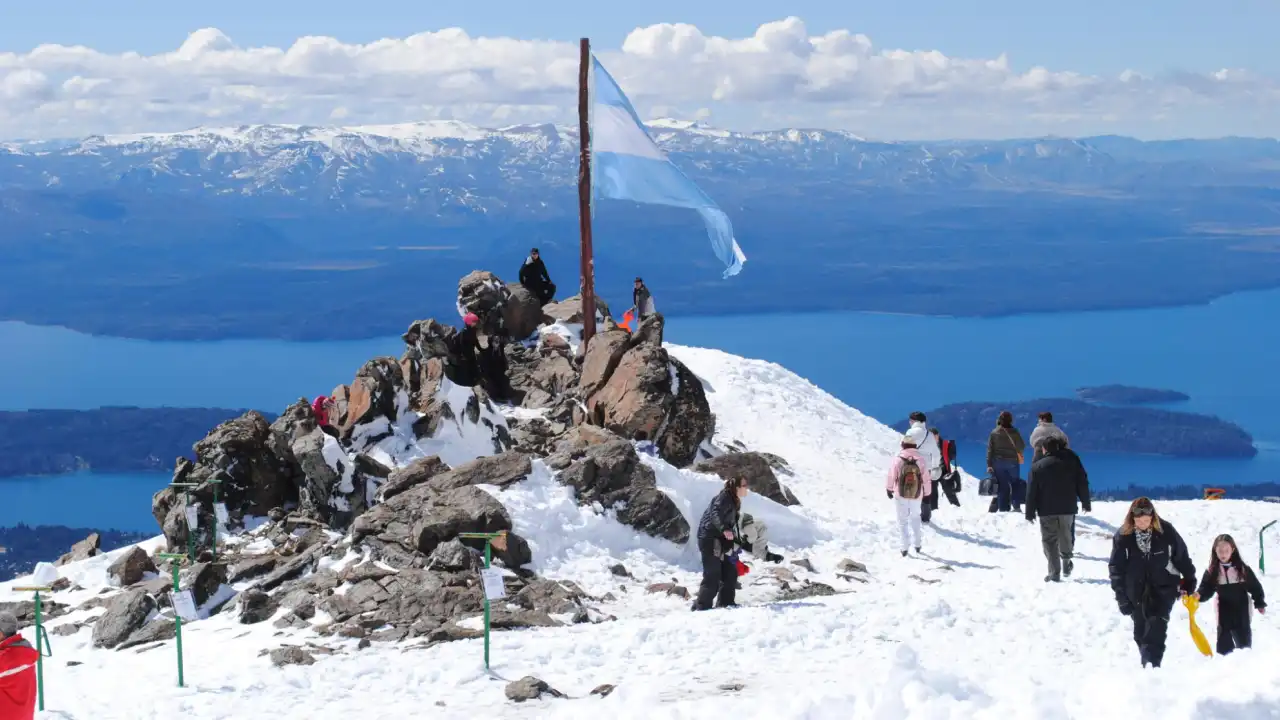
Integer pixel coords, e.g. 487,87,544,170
1262,520,1277,574
158,553,187,688
15,585,51,711
483,540,491,670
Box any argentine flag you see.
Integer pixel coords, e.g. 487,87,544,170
590,56,746,278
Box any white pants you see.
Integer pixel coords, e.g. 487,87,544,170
895,496,923,552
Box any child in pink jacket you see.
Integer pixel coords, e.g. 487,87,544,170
887,435,933,556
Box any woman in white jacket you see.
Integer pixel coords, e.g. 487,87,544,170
886,435,934,556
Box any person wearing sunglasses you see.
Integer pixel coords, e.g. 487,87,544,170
1107,497,1198,668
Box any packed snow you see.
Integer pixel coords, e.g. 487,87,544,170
4,345,1279,719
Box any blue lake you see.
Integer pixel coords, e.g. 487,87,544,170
1,288,1278,531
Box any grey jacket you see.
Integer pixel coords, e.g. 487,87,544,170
1030,422,1070,459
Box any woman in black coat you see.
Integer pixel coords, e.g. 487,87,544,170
693,477,748,611
1108,497,1197,668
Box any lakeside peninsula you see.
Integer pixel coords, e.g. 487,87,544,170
896,399,1256,458
1076,385,1191,405
0,407,277,478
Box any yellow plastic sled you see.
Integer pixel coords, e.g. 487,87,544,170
1182,595,1214,657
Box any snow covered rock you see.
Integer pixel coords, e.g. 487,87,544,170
238,589,279,624
549,428,691,544
457,271,512,331
342,358,404,439
107,547,157,587
56,533,101,566
694,452,801,506
505,676,566,703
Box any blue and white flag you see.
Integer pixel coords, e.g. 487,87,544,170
590,56,746,278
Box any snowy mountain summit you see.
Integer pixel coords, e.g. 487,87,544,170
3,270,1279,719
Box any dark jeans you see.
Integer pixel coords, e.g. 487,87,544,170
993,460,1021,512
1131,601,1172,667
694,537,737,610
1217,623,1253,655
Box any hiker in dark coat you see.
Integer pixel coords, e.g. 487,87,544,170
633,277,655,320
1108,497,1197,668
518,248,556,305
693,476,748,611
1025,436,1091,582
986,411,1027,513
1192,534,1267,655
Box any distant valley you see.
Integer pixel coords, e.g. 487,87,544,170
3,122,1280,340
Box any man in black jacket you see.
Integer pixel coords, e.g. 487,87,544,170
1025,437,1090,581
1108,498,1197,668
518,248,556,305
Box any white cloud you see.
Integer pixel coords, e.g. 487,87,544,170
0,17,1275,140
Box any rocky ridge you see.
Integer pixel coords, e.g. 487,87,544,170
20,269,805,674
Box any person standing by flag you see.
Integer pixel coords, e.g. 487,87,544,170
632,277,655,320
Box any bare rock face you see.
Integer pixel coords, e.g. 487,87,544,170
427,451,532,492
505,342,580,410
92,590,155,649
352,485,515,560
376,455,450,503
694,452,801,506
542,294,612,324
575,314,715,468
503,283,548,340
56,533,101,566
341,358,404,440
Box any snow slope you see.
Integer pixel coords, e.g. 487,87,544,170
4,345,1279,719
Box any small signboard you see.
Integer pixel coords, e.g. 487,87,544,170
213,503,230,525
171,590,199,622
184,505,199,530
480,567,506,601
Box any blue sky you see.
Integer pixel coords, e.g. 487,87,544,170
3,0,1274,76
1,0,1277,140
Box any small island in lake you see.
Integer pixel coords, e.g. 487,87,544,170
0,407,277,478
894,399,1256,458
1076,385,1190,405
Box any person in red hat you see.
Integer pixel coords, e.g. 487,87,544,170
0,611,38,720
311,396,338,438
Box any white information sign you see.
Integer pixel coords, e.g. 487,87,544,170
213,503,230,524
480,568,506,601
171,589,199,621
184,506,199,530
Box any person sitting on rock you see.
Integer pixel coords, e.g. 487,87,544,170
693,476,748,611
737,512,784,564
632,277,655,320
0,611,38,720
311,396,339,438
518,247,556,305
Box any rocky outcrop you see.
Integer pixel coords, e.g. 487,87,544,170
376,455,449,503
427,451,532,492
542,294,611,325
694,452,801,507
577,315,715,467
352,485,517,562
342,358,405,441
549,428,690,544
503,283,548,340
56,533,101,566
457,271,513,333
505,341,580,409
92,590,155,649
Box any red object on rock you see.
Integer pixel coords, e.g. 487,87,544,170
735,558,750,576
311,396,330,427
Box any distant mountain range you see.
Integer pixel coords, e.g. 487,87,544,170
3,120,1280,340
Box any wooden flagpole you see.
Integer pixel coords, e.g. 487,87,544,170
577,37,597,349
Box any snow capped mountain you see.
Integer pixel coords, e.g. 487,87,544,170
3,339,1278,719
3,118,1233,215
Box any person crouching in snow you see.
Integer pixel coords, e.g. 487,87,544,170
0,611,38,720
1108,497,1197,668
737,513,784,564
887,435,933,557
693,477,748,611
1192,534,1266,656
